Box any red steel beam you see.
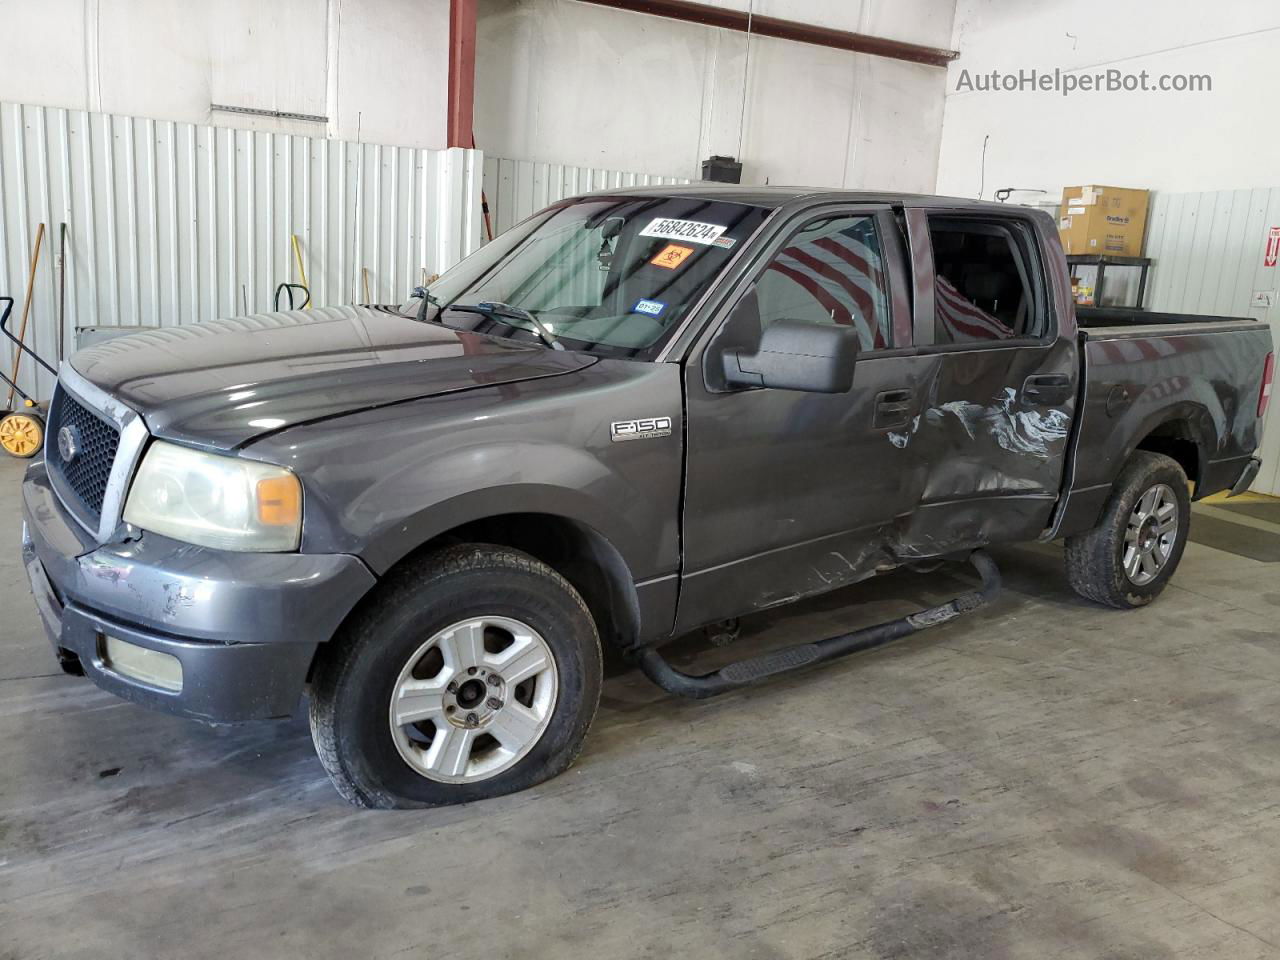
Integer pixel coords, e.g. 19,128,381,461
447,0,478,147
571,0,959,67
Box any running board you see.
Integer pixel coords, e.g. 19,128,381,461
638,550,1001,699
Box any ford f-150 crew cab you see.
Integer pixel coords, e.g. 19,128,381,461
20,186,1274,808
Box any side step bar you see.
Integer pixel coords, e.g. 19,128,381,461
637,550,1001,699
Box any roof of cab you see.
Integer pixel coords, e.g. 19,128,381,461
581,182,1023,213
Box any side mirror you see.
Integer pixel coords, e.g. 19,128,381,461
722,319,859,393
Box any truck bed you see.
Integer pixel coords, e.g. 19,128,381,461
1077,306,1260,346
1053,311,1272,539
1076,305,1254,328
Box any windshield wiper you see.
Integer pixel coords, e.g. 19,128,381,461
448,301,565,351
410,285,441,324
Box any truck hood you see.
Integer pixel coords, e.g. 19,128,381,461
69,305,598,450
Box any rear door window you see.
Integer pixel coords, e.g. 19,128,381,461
928,217,1044,344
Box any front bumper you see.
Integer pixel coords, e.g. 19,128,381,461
21,460,377,723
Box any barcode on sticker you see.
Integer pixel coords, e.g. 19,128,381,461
639,218,727,246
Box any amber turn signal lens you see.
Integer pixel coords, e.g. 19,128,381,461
256,474,302,527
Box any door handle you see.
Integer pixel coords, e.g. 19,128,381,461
874,388,913,429
1022,374,1072,406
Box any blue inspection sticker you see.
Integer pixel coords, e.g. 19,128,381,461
632,298,667,317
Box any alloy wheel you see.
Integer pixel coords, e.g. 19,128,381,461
388,616,559,783
1122,483,1179,586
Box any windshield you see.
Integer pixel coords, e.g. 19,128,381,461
399,197,770,358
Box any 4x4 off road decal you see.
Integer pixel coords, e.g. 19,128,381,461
610,417,673,442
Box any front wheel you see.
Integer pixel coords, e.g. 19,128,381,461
309,544,603,809
1064,451,1190,608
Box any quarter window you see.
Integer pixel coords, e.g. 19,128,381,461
754,215,892,351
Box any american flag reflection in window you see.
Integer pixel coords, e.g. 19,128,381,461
757,216,891,350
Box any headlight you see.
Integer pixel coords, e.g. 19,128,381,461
123,441,302,551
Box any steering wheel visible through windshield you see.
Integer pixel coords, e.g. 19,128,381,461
399,196,771,359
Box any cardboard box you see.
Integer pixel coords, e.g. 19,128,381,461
1058,185,1150,257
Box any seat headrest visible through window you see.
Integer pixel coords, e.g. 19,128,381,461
964,271,1011,302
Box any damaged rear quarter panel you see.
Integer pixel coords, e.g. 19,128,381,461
1054,324,1272,535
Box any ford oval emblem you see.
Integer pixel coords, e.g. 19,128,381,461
57,424,80,463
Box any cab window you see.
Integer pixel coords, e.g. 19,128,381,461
754,215,892,350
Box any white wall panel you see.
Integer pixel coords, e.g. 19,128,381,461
0,100,482,403
1145,189,1280,318
475,0,956,190
480,156,690,236
0,0,451,149
936,0,1280,200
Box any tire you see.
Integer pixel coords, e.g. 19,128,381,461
309,544,603,809
1064,451,1190,609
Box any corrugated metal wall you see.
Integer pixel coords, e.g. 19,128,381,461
1145,188,1280,317
0,100,483,402
481,156,689,237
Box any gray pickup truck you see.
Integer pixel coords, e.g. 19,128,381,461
21,186,1273,808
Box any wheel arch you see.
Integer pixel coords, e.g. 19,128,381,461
360,505,643,654
1127,404,1215,495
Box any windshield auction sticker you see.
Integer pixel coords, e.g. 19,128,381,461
639,217,728,245
650,243,695,270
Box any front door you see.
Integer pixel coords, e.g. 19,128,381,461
675,206,925,633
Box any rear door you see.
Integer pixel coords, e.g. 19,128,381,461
894,207,1077,552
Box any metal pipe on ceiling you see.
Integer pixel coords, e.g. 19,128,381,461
570,0,960,67
448,0,479,147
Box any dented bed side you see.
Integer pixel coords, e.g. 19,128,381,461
1050,320,1272,539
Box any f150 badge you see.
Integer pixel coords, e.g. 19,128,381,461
611,416,673,442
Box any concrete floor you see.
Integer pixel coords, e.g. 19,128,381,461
3,454,1280,960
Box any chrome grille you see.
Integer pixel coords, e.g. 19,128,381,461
47,388,121,523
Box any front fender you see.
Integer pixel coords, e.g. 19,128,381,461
248,360,686,583
358,475,649,576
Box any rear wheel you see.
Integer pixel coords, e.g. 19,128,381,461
0,411,44,458
309,544,602,808
1064,451,1190,608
